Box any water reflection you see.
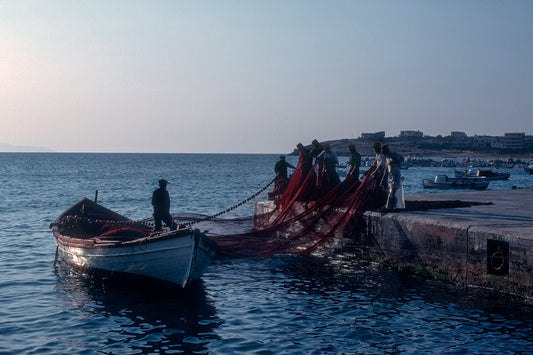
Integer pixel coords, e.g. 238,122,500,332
52,253,533,354
280,251,533,314
286,253,533,351
53,262,220,354
205,254,533,354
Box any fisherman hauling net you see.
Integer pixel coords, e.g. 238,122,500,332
203,149,491,258
208,150,389,257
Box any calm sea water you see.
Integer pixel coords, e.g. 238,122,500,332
1,153,533,354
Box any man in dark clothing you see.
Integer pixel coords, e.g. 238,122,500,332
270,155,296,198
310,139,324,159
151,179,176,232
347,143,361,179
317,144,340,191
275,155,296,180
310,139,325,186
297,143,313,177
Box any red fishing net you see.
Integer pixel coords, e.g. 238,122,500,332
210,152,388,257
207,151,493,258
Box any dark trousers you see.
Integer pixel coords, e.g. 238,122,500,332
153,212,176,231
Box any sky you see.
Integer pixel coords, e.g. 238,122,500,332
1,1,532,153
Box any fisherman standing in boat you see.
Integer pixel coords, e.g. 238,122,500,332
151,179,177,232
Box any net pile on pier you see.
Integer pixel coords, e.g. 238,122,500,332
210,154,388,257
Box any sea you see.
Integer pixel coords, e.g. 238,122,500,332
1,152,533,354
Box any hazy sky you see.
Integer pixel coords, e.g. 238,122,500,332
1,1,532,153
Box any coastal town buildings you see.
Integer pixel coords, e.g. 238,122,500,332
293,131,532,157
359,131,533,154
502,133,526,150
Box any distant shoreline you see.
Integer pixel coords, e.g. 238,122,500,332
1,149,531,160
0,143,53,153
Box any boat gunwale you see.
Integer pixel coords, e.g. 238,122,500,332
52,197,208,249
53,228,202,249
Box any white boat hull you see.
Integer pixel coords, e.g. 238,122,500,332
454,169,510,180
52,198,217,288
423,175,489,190
55,229,216,288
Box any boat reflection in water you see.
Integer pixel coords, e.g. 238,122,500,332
53,261,220,354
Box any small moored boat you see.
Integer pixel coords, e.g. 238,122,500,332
423,175,489,190
51,198,217,288
454,169,510,180
525,166,533,175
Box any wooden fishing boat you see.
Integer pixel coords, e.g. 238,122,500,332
51,198,218,288
423,175,489,190
454,169,510,180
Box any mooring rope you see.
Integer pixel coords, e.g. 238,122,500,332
183,177,276,227
0,229,52,233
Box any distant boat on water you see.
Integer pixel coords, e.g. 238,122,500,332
454,168,510,180
423,175,489,190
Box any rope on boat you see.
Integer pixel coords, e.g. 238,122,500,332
0,229,53,233
184,177,276,227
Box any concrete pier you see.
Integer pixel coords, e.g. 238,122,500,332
344,189,533,301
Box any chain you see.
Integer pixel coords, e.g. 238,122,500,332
183,177,276,227
46,177,276,231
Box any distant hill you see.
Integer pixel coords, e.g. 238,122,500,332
290,139,384,157
0,143,53,152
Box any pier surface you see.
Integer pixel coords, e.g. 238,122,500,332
404,189,533,235
349,189,533,301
